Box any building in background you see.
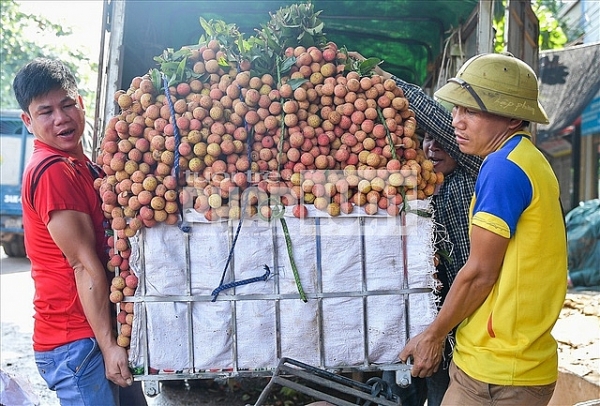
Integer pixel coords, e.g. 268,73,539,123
537,0,600,211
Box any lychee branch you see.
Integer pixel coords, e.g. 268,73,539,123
376,106,398,161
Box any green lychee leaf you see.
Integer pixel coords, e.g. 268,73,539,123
279,56,296,73
217,56,230,68
282,22,301,29
171,48,191,61
175,58,187,80
167,73,178,87
199,17,214,37
287,78,308,90
304,22,324,36
266,37,280,51
236,35,251,54
159,62,181,73
190,71,208,81
359,58,382,74
150,69,163,92
249,53,263,63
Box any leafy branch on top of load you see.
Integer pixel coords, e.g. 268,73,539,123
148,2,330,88
260,2,327,54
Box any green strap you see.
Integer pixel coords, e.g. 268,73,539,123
280,217,307,302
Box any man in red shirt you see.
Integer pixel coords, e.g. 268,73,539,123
14,58,143,405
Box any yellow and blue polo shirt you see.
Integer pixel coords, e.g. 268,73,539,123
454,131,568,386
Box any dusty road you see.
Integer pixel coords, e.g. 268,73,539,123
1,250,598,405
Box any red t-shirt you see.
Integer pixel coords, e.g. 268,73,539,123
22,140,108,351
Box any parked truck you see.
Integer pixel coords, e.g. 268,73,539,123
0,109,34,257
95,0,539,401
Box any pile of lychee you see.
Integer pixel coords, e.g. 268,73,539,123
96,40,443,348
96,40,442,229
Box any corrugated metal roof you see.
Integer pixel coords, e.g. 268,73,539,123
537,42,600,139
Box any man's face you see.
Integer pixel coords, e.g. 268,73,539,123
422,133,457,176
451,105,516,157
21,88,85,156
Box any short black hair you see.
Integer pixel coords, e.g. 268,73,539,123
12,58,78,113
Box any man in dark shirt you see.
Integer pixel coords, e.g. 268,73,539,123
349,51,481,406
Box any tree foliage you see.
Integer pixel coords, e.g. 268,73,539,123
0,0,97,114
493,0,568,53
532,0,569,50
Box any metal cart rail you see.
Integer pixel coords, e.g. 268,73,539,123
253,357,405,406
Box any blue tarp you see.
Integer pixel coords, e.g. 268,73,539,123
566,199,600,290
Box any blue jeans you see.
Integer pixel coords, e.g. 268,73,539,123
35,337,118,406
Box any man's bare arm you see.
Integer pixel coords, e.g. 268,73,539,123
399,225,509,377
47,210,133,387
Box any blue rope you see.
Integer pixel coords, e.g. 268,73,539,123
161,74,190,232
211,265,271,301
161,74,181,179
215,200,246,287
211,186,271,301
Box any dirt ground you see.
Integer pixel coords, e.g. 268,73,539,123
1,281,598,405
553,290,600,388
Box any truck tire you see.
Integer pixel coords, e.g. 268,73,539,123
2,235,26,258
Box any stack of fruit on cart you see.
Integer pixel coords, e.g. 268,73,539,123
98,3,442,350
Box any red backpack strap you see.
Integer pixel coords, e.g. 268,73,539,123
27,155,70,208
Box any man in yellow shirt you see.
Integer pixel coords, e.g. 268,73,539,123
399,53,568,405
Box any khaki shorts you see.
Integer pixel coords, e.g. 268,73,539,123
442,360,556,406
